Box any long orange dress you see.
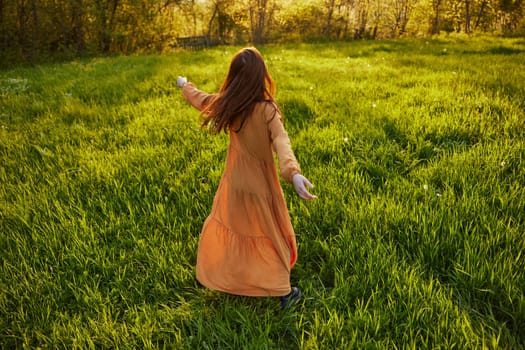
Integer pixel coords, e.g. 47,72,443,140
182,83,301,297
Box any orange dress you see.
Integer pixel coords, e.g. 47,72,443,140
182,83,301,297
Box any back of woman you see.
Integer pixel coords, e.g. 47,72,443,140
177,47,317,308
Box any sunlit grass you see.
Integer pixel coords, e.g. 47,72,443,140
1,36,524,348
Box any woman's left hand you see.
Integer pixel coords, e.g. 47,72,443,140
177,76,188,88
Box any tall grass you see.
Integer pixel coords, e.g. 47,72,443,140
1,36,524,349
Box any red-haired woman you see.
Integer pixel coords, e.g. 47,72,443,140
178,47,316,308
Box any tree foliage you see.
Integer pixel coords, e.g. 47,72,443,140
0,0,523,65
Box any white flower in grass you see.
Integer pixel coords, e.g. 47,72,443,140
423,184,429,191
372,103,377,108
500,161,506,167
343,137,349,143
309,86,314,91
7,78,25,84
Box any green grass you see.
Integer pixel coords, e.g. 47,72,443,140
1,36,524,349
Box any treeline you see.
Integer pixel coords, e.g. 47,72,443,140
1,0,524,65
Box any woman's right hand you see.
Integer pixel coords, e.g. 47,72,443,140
292,173,317,200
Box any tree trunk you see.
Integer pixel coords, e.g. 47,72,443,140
207,2,219,39
0,0,4,50
465,0,471,33
342,1,350,39
401,0,412,36
474,0,487,29
29,0,37,60
95,0,119,53
251,0,268,45
71,0,85,56
266,2,275,41
325,0,335,37
17,0,27,51
107,0,119,51
355,8,367,39
430,0,442,34
95,0,107,52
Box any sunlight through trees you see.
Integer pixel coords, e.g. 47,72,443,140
1,0,524,64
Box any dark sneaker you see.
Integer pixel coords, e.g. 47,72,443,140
280,287,302,309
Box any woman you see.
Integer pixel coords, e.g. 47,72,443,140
178,47,316,308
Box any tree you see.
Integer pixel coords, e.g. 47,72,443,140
325,0,336,37
430,0,443,34
391,0,414,36
354,0,370,38
279,1,325,41
94,0,120,52
207,0,243,43
248,0,278,44
498,0,524,31
2,0,525,67
473,0,501,31
465,0,471,32
71,0,85,56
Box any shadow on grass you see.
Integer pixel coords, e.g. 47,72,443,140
280,98,316,131
461,46,525,55
183,288,304,348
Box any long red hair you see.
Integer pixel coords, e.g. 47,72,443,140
202,47,279,133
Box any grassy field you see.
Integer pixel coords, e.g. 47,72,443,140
1,36,524,349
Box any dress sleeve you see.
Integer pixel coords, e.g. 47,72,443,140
181,82,214,111
266,105,301,183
